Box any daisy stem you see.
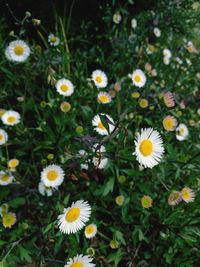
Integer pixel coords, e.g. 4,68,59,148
2,239,22,262
36,30,49,49
158,176,170,191
59,17,70,75
98,231,110,241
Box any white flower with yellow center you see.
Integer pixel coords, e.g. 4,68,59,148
8,159,19,169
176,123,189,141
41,164,64,187
38,181,57,197
97,92,112,104
132,69,146,88
0,129,8,145
1,110,20,126
57,200,91,234
5,40,30,62
48,34,60,46
92,114,115,136
91,70,108,88
92,144,108,169
84,223,97,239
181,187,195,203
64,254,95,267
134,128,164,168
56,78,74,96
0,171,14,186
162,116,177,131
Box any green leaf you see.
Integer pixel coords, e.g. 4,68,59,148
102,177,115,196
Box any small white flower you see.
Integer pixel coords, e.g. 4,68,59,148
41,164,64,187
132,69,146,88
97,92,112,104
131,18,137,29
84,224,97,239
176,123,189,141
163,57,170,65
0,171,14,186
56,78,74,96
134,128,164,168
163,48,172,59
91,70,108,88
57,200,91,234
64,254,95,267
38,181,57,197
5,40,30,62
113,12,122,24
92,114,115,136
153,27,161,37
48,34,60,46
0,129,8,145
1,111,21,126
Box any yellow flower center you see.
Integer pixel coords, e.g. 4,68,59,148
0,134,3,141
71,262,84,267
60,84,69,92
139,99,148,108
7,116,16,123
139,139,153,156
14,45,24,56
182,189,190,200
98,95,109,103
50,37,57,43
2,213,16,228
131,92,140,99
95,76,102,83
97,121,106,130
65,207,80,222
47,170,58,181
141,195,152,208
179,128,185,135
163,117,174,130
1,175,9,182
85,224,94,235
134,74,141,83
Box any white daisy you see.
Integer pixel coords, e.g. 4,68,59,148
0,171,14,186
91,70,108,88
153,27,161,37
64,254,95,267
163,57,170,65
176,123,189,141
92,114,115,136
163,48,172,59
38,181,57,197
5,40,30,62
97,92,112,104
57,200,91,234
131,18,137,29
84,224,97,239
56,78,74,96
48,34,60,46
132,69,146,88
0,129,8,145
113,12,122,24
41,164,64,187
134,128,164,168
92,144,108,169
1,110,21,126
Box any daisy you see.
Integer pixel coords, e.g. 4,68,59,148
8,159,19,169
139,98,148,108
57,200,91,234
1,110,21,126
163,57,170,65
64,254,95,267
168,190,182,206
163,48,172,59
131,18,137,29
0,171,14,186
92,144,108,169
91,70,108,88
141,195,153,208
113,11,122,24
132,69,146,88
162,116,177,131
163,91,175,107
38,181,57,197
41,164,64,187
5,40,30,62
115,195,125,206
2,212,17,229
153,27,161,37
97,92,112,104
56,78,74,96
84,223,97,239
92,114,115,136
181,187,195,203
134,128,164,168
48,34,60,46
176,123,189,141
0,129,8,145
